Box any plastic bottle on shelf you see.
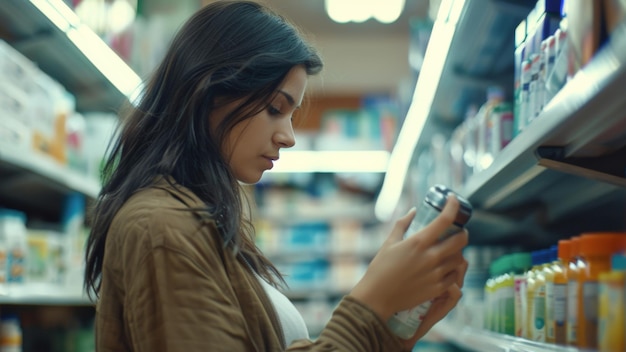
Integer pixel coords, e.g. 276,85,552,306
500,255,517,336
518,60,532,136
513,252,532,338
531,250,548,342
544,246,557,343
488,102,514,162
462,105,478,182
553,239,571,345
598,252,626,352
524,251,539,340
577,233,626,350
567,237,583,346
0,314,22,352
474,86,505,173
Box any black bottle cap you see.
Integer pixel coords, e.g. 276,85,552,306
424,184,473,226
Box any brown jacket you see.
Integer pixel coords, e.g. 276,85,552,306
95,178,407,351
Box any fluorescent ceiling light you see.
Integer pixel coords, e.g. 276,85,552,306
30,0,142,99
374,0,466,221
325,0,405,24
268,150,390,173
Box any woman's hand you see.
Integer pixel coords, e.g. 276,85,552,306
349,195,469,324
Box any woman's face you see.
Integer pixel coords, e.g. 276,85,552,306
212,65,308,184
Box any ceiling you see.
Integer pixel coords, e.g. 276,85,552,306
263,0,431,37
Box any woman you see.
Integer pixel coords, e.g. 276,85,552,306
84,1,469,351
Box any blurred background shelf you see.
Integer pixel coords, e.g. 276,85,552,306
0,0,129,112
0,142,100,220
0,283,90,306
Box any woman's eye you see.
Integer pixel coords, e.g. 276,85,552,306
268,106,282,115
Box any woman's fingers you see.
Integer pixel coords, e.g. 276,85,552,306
404,195,461,248
432,229,468,259
384,207,416,246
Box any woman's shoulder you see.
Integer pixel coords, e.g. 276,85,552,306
109,178,221,257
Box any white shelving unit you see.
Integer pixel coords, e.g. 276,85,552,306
432,321,595,352
381,0,626,350
0,142,100,200
0,283,91,306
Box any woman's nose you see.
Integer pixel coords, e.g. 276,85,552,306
274,119,296,148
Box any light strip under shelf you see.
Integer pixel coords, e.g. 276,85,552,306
30,0,143,100
374,0,466,221
268,150,390,173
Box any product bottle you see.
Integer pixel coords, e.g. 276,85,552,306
513,252,532,338
474,86,505,173
566,237,582,346
525,251,540,340
553,239,571,345
531,250,548,342
501,255,517,336
0,314,22,352
387,185,473,339
484,276,496,332
544,246,557,343
577,233,626,350
598,253,626,352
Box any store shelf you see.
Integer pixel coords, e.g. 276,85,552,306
0,143,100,219
258,202,377,223
0,283,91,306
0,0,129,112
463,20,626,209
432,321,594,352
264,247,378,262
383,0,626,243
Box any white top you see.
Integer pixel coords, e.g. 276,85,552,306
256,276,309,346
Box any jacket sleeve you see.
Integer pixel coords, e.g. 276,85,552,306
287,296,407,352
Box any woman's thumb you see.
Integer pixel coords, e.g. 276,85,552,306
385,207,416,245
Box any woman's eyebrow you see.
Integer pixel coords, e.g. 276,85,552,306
277,90,300,109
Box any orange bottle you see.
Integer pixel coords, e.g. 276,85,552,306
577,233,626,350
553,240,571,345
566,237,582,346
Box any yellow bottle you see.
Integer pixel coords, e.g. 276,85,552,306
500,256,515,335
567,237,582,346
553,240,571,345
598,268,625,352
524,252,538,340
578,233,626,350
544,246,557,343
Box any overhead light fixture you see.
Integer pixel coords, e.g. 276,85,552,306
374,0,466,221
325,0,406,24
268,150,390,173
30,0,142,99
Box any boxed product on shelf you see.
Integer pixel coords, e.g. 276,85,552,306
25,229,66,285
0,209,28,285
0,39,78,166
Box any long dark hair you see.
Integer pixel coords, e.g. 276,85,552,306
84,0,323,298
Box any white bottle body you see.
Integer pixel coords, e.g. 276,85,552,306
387,207,465,339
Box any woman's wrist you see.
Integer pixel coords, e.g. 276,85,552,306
349,285,393,322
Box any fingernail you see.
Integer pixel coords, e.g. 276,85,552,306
407,206,416,214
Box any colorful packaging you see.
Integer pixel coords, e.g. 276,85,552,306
544,246,557,343
567,237,582,346
578,233,626,350
553,239,571,345
598,269,624,352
